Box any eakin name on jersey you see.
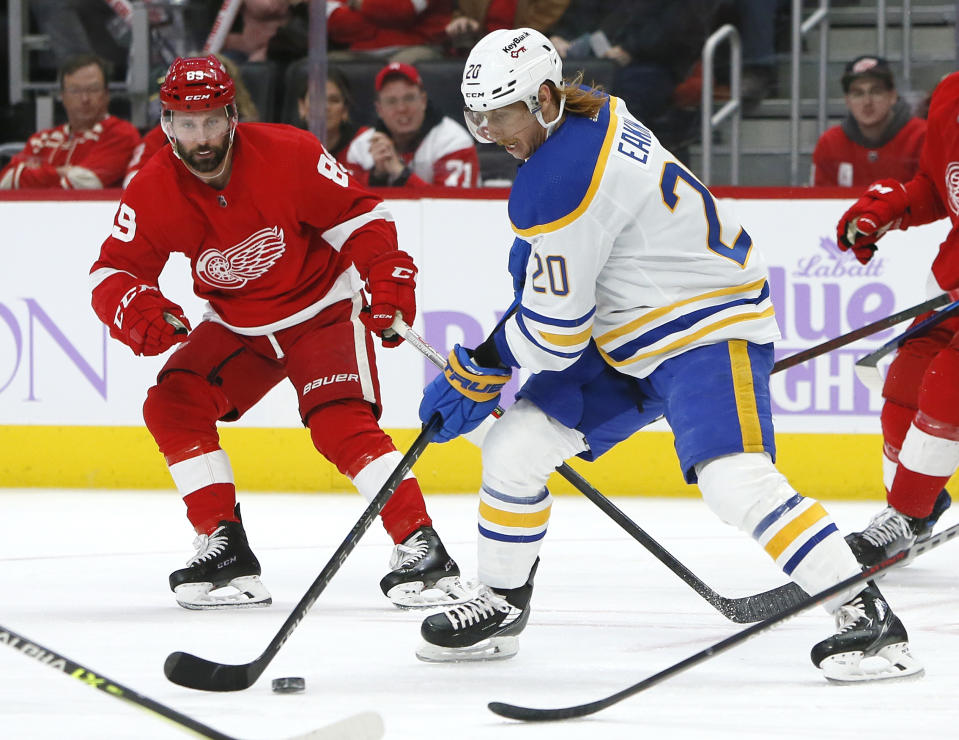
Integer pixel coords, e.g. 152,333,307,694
499,95,781,379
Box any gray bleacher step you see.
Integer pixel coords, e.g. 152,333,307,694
807,24,956,57
687,148,814,187
828,3,955,27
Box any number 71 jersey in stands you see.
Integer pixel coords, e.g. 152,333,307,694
500,95,781,379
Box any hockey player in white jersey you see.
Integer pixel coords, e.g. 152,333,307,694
414,28,922,682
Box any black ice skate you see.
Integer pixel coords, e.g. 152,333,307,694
169,505,272,610
416,558,538,663
379,525,468,608
810,582,923,682
845,488,952,568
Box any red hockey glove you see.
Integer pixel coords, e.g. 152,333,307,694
360,250,417,347
112,285,191,356
836,178,909,264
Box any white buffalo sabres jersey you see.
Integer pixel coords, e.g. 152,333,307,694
499,95,780,378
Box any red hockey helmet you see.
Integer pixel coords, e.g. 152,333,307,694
160,55,236,112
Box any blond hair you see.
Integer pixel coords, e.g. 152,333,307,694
550,72,607,119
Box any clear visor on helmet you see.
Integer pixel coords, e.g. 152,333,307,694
162,107,233,142
463,102,537,145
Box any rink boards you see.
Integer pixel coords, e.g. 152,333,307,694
0,188,950,498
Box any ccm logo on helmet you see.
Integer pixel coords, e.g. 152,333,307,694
501,32,530,54
185,94,212,101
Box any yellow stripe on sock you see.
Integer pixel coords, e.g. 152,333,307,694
479,500,552,529
764,503,828,560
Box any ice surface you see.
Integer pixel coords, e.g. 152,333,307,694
1,489,956,739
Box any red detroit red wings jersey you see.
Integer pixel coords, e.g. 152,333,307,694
901,72,959,290
812,118,925,187
90,123,397,333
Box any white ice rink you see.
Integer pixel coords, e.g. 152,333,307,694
1,487,957,740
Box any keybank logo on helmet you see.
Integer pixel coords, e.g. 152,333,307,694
501,32,530,54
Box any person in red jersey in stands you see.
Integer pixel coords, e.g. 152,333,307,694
0,54,139,189
89,55,466,611
836,71,959,566
812,55,926,187
345,62,480,187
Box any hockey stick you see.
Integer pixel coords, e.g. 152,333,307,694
0,622,383,739
393,319,806,623
488,518,959,722
771,293,953,373
163,414,442,692
854,298,959,392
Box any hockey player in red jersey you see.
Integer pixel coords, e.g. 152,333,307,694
837,71,959,566
89,55,465,610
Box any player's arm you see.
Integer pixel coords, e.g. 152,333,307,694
302,137,415,346
90,196,191,356
836,171,947,264
417,224,604,444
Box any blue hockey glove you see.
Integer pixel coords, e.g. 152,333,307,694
418,344,512,443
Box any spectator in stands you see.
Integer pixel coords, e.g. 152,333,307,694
29,0,129,75
723,0,785,107
345,62,479,187
327,0,453,63
0,54,139,189
444,0,569,55
223,0,297,63
297,68,367,172
124,54,260,188
546,1,713,129
811,55,926,187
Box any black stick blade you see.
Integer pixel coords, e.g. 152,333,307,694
488,699,606,721
163,651,260,692
724,581,808,623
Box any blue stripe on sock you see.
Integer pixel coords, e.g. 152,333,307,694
481,484,549,506
751,494,803,540
478,524,547,543
782,523,839,575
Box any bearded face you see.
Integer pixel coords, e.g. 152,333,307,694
166,108,233,173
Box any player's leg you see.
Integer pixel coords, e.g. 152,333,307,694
285,299,460,607
846,320,956,565
653,340,921,681
143,322,285,609
418,346,657,661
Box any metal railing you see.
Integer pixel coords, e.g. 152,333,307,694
7,0,151,129
789,0,829,186
700,24,742,186
876,0,914,91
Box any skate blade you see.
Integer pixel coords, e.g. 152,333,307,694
174,575,273,610
386,577,476,610
415,636,519,663
821,642,925,683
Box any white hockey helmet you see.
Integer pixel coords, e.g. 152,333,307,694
461,28,565,143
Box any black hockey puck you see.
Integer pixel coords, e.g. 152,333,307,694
271,676,306,694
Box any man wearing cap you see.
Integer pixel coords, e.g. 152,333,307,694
811,55,925,187
345,62,479,187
